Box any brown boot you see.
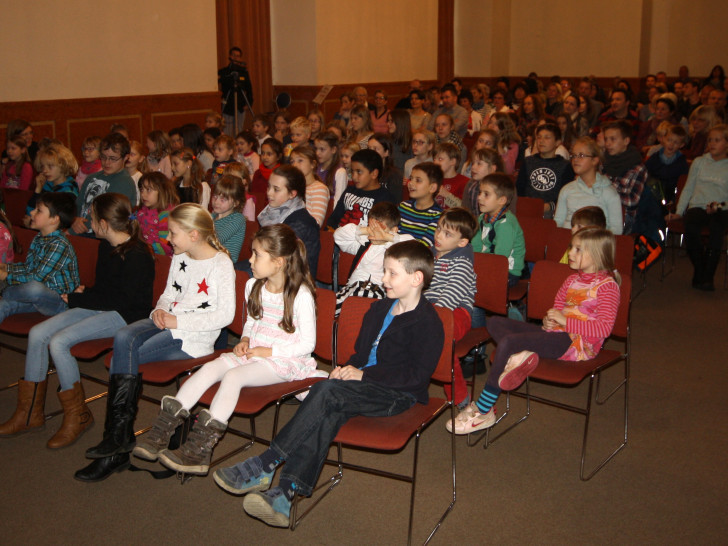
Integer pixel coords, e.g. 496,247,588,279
47,382,94,449
0,379,47,437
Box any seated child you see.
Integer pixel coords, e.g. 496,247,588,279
461,147,504,216
146,130,173,179
0,193,79,322
211,240,444,528
433,142,469,210
76,136,102,188
283,117,312,162
644,124,690,205
211,175,247,262
404,129,436,181
250,139,283,193
340,141,360,186
0,209,20,264
210,135,236,187
398,161,443,248
2,135,33,191
235,130,260,177
223,162,256,221
326,149,396,229
171,148,212,210
252,115,273,153
136,172,179,256
449,228,621,434
334,202,414,316
559,206,607,263
25,144,79,223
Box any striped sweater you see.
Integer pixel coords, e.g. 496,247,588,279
305,180,330,227
398,199,442,248
424,244,476,315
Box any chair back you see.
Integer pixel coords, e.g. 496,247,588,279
2,189,33,227
516,196,545,219
334,296,375,366
472,252,509,315
152,254,172,302
432,306,455,384
67,234,100,286
314,288,336,362
336,246,356,289
251,192,267,217
545,227,573,262
614,234,635,277
239,220,257,261
11,227,36,262
519,217,555,263
317,230,335,286
229,270,250,337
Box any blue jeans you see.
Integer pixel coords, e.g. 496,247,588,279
0,281,67,325
25,309,127,390
270,379,416,496
109,318,191,376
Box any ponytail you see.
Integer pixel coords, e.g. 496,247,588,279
91,193,148,258
169,202,229,258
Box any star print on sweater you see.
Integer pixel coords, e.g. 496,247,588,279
173,281,182,292
198,301,210,309
179,260,187,272
198,279,209,294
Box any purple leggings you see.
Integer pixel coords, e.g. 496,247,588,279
486,316,572,390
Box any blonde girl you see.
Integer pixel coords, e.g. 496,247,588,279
460,128,499,177
290,145,329,227
404,129,436,181
686,105,721,160
307,109,325,142
146,130,173,179
171,147,211,209
314,130,347,207
136,172,179,256
487,112,521,175
340,141,360,185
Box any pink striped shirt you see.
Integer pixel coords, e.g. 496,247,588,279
305,180,330,227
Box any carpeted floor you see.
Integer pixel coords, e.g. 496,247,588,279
1,255,727,545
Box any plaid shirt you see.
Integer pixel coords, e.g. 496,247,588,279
6,230,80,294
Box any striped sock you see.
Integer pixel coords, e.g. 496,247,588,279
475,385,500,414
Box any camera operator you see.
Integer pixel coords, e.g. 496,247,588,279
218,46,254,135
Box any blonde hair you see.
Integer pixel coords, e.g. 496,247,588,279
708,123,728,143
571,227,621,285
689,105,721,136
38,144,78,178
572,136,604,164
222,161,251,188
129,140,148,173
169,203,230,258
289,116,312,138
206,111,224,129
413,129,437,157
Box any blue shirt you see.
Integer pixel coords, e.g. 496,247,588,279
365,300,398,368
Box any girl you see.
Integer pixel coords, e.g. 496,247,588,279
290,145,329,227
273,110,291,144
258,165,320,277
223,162,257,221
340,141,360,185
562,95,589,138
556,113,577,151
146,130,173,179
211,174,247,262
251,139,283,193
134,224,324,475
348,105,374,149
314,131,347,208
404,129,436,181
235,130,260,176
199,128,220,172
126,140,147,204
448,227,621,434
25,145,79,220
75,203,235,482
667,124,728,291
516,94,545,141
461,147,505,216
76,136,102,188
1,136,33,190
325,119,347,144
408,89,431,131
387,109,413,174
545,82,564,117
307,109,325,142
136,172,179,256
460,129,498,178
205,111,224,130
333,92,354,125
367,133,403,202
554,137,623,235
0,209,20,263
0,193,154,447
171,147,211,210
487,113,521,175
369,91,390,134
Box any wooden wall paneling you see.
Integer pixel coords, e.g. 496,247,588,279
67,116,143,157
437,0,455,84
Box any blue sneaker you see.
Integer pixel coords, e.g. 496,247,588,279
243,486,291,528
213,456,274,495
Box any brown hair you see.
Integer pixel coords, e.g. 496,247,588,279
171,148,205,203
384,239,435,290
571,206,607,229
481,173,516,205
138,172,179,211
212,174,246,213
92,192,149,258
438,207,478,241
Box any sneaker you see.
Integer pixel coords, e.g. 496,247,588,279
213,456,274,495
498,351,539,391
448,402,497,435
243,486,291,528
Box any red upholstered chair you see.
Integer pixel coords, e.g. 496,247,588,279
508,217,555,303
239,220,257,262
516,196,546,219
335,245,356,291
290,297,457,545
2,188,33,227
316,230,335,288
544,226,574,263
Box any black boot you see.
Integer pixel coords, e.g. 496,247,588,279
687,245,706,288
74,454,131,482
698,249,720,291
85,374,142,459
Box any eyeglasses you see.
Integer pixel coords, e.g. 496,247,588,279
570,153,595,160
83,147,98,152
412,140,427,145
100,154,122,163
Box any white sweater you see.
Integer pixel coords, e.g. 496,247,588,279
154,251,236,357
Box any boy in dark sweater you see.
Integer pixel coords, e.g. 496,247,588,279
644,124,690,204
516,123,574,218
212,240,444,528
326,149,396,229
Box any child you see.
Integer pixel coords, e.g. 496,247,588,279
644,124,690,204
273,111,291,144
560,206,607,264
340,141,360,185
308,109,325,142
283,117,312,161
314,131,347,208
76,136,102,188
472,173,526,285
0,193,79,324
258,165,320,277
666,124,728,291
126,141,147,192
488,112,521,175
404,129,436,181
460,128,498,178
134,224,325,474
387,110,413,174
425,208,477,409
368,133,404,203
348,105,374,149
169,128,184,152
252,115,272,152
136,172,179,256
290,145,329,227
25,144,79,221
75,203,235,482
199,128,220,172
333,92,354,125
223,162,256,221
251,138,283,193
398,161,444,248
516,123,575,218
326,149,396,229
0,193,154,446
212,240,444,528
146,130,173,179
1,136,33,190
433,114,467,168
334,202,414,316
171,147,211,210
205,111,224,130
433,142,469,210
235,130,260,177
0,209,19,263
461,147,504,216
211,175,247,262
554,137,623,235
72,133,138,235
448,228,621,434
210,134,236,187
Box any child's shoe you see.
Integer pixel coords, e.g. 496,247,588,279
213,456,274,495
243,486,291,528
447,402,496,435
498,351,539,391
133,396,189,461
157,410,225,475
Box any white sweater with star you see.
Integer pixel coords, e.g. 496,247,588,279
153,251,236,357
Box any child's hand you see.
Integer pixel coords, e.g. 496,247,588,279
330,365,363,381
162,313,177,329
245,346,273,359
367,223,393,245
233,338,250,357
74,285,85,293
35,174,45,192
71,217,88,235
151,309,173,329
0,267,7,281
22,215,31,228
61,294,68,303
546,308,567,327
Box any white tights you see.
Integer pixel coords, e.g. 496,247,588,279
175,356,285,423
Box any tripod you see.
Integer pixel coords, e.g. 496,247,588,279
222,62,254,132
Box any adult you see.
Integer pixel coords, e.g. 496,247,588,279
703,65,725,91
427,84,468,137
407,89,431,131
458,90,482,136
679,79,702,120
516,94,545,141
577,78,603,127
353,86,370,109
636,74,657,105
395,79,422,109
2,119,38,165
369,90,390,133
563,94,589,137
635,96,680,151
597,89,640,133
544,82,564,117
707,89,727,121
218,46,253,136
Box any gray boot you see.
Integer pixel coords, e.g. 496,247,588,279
157,410,226,475
132,396,189,461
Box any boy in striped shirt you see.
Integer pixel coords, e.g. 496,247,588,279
398,161,443,248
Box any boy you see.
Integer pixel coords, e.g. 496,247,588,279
326,149,396,229
644,124,690,202
601,120,648,235
0,193,79,325
559,206,607,264
472,173,525,286
168,128,184,152
283,117,311,161
433,142,469,210
398,161,443,248
516,123,574,218
334,202,415,316
210,134,236,186
251,114,272,153
212,240,444,528
71,133,137,235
